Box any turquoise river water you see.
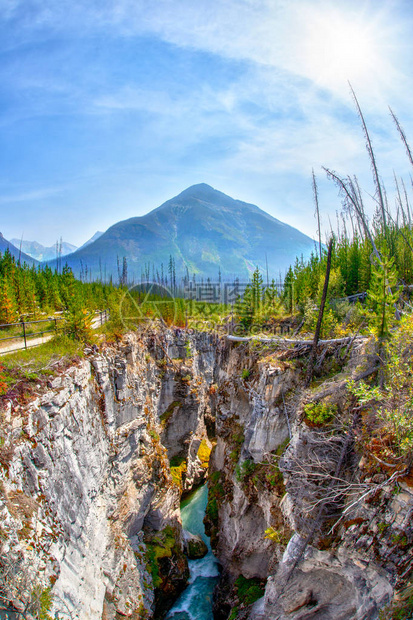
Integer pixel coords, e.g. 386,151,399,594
165,485,220,620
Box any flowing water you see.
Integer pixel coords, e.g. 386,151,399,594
165,485,220,620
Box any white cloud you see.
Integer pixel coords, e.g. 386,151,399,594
4,1,410,102
1,0,412,242
93,83,237,116
82,0,411,106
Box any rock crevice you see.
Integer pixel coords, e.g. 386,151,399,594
1,330,412,620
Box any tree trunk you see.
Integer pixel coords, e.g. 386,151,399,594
305,238,333,387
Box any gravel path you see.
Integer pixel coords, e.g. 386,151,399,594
0,313,107,357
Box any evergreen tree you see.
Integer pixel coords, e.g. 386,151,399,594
250,267,264,316
283,266,295,314
236,284,254,330
367,251,400,342
264,279,280,314
0,275,18,323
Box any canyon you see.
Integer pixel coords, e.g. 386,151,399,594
0,328,412,619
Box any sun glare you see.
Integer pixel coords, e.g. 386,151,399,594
301,9,383,91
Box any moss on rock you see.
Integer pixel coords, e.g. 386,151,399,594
144,525,189,617
197,438,212,469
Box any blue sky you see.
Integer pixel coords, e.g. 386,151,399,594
1,0,413,246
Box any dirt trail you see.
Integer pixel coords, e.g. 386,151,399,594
0,314,107,356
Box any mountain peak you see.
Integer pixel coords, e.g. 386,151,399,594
182,183,213,192
174,183,222,202
156,183,252,216
58,184,315,280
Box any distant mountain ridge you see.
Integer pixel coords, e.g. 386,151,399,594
8,232,104,262
47,184,315,280
0,234,38,265
10,239,77,262
77,231,104,251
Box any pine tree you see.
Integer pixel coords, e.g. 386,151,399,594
235,267,264,331
264,279,279,315
250,267,264,316
367,251,400,342
0,275,18,324
236,284,254,330
283,267,295,314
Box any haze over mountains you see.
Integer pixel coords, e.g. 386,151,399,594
10,239,77,262
0,233,38,266
44,184,315,281
8,232,104,263
77,231,104,251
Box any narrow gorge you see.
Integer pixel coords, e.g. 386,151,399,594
1,328,412,619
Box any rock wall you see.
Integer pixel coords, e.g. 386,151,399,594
206,337,413,620
0,330,215,619
1,329,412,620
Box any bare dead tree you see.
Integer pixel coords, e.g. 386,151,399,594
353,176,368,239
394,172,407,227
283,429,361,520
0,549,55,619
389,106,413,170
279,422,356,587
312,168,322,260
401,177,412,226
349,82,387,231
324,168,381,260
305,238,333,387
341,212,348,242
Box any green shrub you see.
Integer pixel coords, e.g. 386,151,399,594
380,582,413,619
304,401,337,425
236,459,256,482
229,575,266,619
63,303,94,343
235,575,265,606
264,526,290,545
205,472,224,526
169,456,187,491
229,427,245,463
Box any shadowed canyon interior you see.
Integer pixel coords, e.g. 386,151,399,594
1,329,411,619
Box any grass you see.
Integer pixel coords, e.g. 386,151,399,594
0,319,61,341
0,335,84,401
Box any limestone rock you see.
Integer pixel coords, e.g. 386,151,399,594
261,542,393,620
0,330,215,620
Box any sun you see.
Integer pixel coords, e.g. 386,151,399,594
300,8,384,92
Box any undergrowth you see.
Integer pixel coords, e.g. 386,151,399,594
0,335,84,402
144,526,177,589
228,575,266,620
